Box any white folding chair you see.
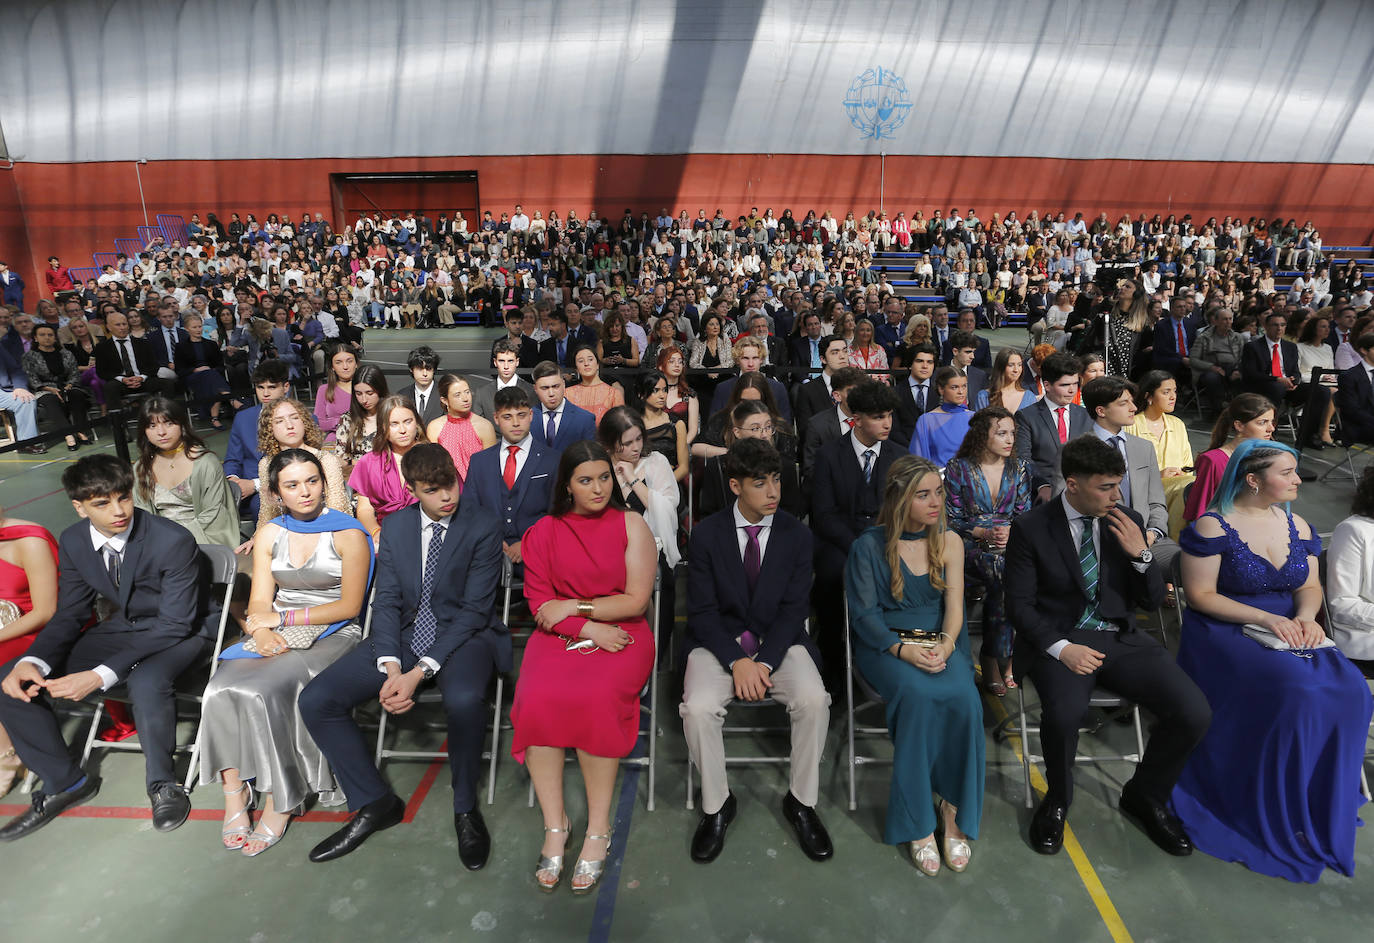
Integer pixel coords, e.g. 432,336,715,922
79,544,238,792
684,618,811,811
843,594,891,812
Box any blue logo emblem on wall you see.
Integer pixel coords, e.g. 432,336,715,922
843,68,913,140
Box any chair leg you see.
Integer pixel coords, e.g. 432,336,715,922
374,709,389,768
685,755,695,811
183,720,204,792
845,599,857,813
1018,684,1034,809
1131,706,1146,764
79,699,107,770
486,675,503,806
1361,764,1371,803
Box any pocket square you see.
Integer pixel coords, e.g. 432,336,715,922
530,473,548,480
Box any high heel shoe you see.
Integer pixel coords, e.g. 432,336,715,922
938,800,972,873
979,656,1007,697
907,837,941,877
242,813,290,858
221,782,255,851
535,818,570,893
571,831,612,896
0,748,26,798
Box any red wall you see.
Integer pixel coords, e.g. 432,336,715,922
4,154,1372,303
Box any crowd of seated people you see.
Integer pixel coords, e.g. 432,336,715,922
0,203,1371,893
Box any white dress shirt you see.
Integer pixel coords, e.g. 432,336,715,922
112,336,145,380
1047,493,1151,660
851,431,879,472
376,508,451,676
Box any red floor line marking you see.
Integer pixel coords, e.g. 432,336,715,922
6,486,66,510
402,753,448,823
0,802,355,823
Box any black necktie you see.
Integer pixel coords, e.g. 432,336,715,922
118,339,134,375
914,383,926,412
165,329,176,361
104,546,121,588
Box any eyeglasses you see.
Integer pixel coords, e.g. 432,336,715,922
735,423,774,436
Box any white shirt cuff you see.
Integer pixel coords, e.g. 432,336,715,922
1047,640,1071,660
93,665,119,690
376,656,400,673
1132,560,1150,573
250,478,259,493
18,655,51,676
419,656,440,675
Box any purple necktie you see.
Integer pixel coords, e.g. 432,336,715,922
740,524,763,656
545,410,556,444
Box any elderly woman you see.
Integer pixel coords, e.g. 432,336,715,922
173,313,235,429
22,323,92,450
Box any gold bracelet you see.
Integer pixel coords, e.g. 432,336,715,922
576,599,594,619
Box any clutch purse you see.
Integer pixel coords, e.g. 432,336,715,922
0,599,20,628
893,628,944,649
1241,623,1336,653
241,622,333,653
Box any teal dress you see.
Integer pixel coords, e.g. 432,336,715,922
844,526,985,845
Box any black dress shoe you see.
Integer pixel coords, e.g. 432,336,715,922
18,444,48,455
0,774,100,841
1029,797,1067,855
454,808,491,871
690,792,737,863
781,792,833,862
308,793,405,863
149,781,191,832
1119,783,1193,856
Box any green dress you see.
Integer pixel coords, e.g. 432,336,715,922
844,525,985,844
134,451,242,550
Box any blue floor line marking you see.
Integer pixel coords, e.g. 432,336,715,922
587,749,645,943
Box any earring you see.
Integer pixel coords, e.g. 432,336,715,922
1251,485,1259,496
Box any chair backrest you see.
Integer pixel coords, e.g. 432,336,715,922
197,543,239,673
1171,552,1188,612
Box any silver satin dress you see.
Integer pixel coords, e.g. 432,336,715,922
198,527,361,811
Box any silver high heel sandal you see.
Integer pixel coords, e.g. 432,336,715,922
571,832,613,896
221,781,255,851
535,819,570,893
907,837,941,877
241,814,290,858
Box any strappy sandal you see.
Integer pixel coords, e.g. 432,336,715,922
979,656,1007,697
1002,661,1018,691
241,814,289,858
535,818,570,892
571,831,613,896
221,781,255,851
907,837,940,876
938,800,972,873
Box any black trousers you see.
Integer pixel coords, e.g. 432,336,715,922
35,388,91,433
0,631,211,791
103,376,177,413
299,643,495,814
1017,629,1211,807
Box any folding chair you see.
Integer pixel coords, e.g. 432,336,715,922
84,544,238,792
684,619,811,811
1014,681,1144,809
843,594,891,812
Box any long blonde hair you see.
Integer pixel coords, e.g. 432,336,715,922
876,455,948,600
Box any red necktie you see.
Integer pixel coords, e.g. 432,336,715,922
1056,406,1068,444
1175,321,1187,356
502,444,519,489
1270,342,1282,378
845,416,856,429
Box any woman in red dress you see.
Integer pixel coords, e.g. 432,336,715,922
511,441,656,896
0,511,59,795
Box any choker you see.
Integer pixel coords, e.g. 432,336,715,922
900,529,927,540
157,444,186,458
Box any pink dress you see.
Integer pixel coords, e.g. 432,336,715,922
510,509,654,762
437,414,483,484
348,451,417,523
313,385,352,436
1183,448,1228,522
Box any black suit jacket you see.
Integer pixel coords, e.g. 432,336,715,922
793,376,833,441
802,406,846,479
94,334,160,382
150,326,190,366
1015,399,1093,495
28,511,213,678
1240,336,1300,389
892,376,936,449
368,501,510,672
810,433,903,554
399,382,447,427
685,509,817,671
1005,498,1163,655
1336,364,1374,444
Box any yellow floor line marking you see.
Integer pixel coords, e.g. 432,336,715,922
982,674,1135,943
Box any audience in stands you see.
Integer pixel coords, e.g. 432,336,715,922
201,449,373,857
512,441,656,895
1182,394,1276,522
944,406,1032,696
846,455,982,874
254,399,350,529
132,396,240,549
1174,439,1371,882
0,456,216,838
300,443,505,868
683,439,832,865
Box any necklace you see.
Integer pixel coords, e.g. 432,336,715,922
157,444,186,458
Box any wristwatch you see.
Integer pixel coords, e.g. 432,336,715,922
1134,548,1154,565
417,662,436,681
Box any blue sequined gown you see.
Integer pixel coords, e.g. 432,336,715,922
1173,511,1372,882
845,527,985,845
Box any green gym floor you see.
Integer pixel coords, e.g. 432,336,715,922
1,327,1370,943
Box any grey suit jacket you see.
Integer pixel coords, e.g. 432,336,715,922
473,376,534,423
1119,430,1179,568
1014,399,1093,496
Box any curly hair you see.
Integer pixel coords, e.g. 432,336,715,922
257,398,324,457
954,405,1015,463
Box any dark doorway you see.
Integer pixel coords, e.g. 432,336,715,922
330,172,480,232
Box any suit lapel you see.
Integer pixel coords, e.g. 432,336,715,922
118,515,146,609
1048,500,1087,594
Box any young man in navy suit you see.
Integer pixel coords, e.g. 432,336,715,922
529,361,596,452
0,455,216,838
301,444,507,868
224,359,291,520
681,439,833,864
464,387,558,569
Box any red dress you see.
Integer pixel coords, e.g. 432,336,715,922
0,524,60,664
510,508,654,762
437,413,483,484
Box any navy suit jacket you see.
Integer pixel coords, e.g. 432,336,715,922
464,438,559,542
1336,364,1374,444
941,335,992,370
223,404,263,515
0,271,23,309
28,511,214,679
811,433,904,554
1152,317,1196,370
368,501,510,672
531,400,597,452
685,508,818,671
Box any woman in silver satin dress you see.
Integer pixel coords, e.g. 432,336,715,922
199,449,372,857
